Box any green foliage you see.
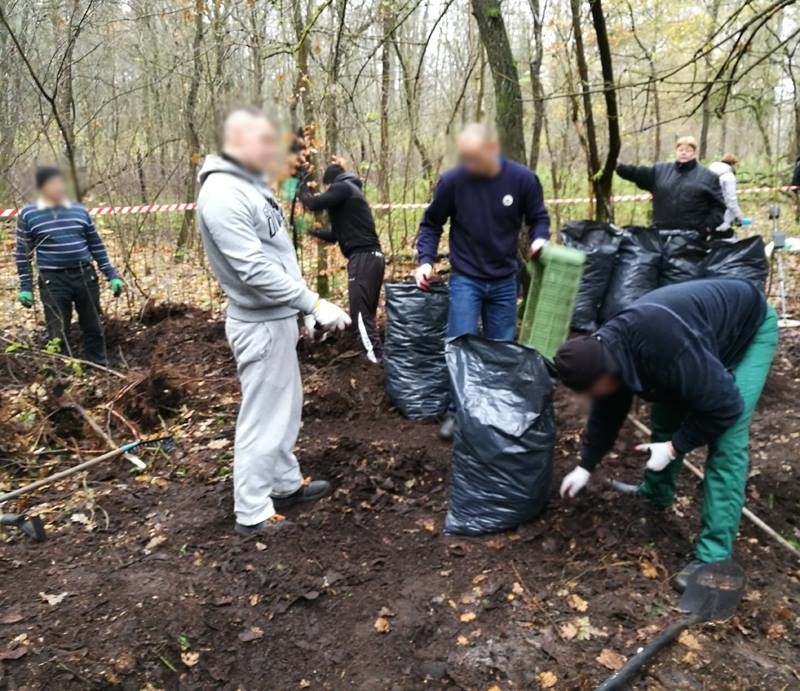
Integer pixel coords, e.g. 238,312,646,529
45,338,62,354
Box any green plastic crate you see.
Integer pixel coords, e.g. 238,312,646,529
518,244,586,360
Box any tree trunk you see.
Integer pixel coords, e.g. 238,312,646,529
699,0,722,159
378,5,392,204
470,0,526,163
527,0,545,169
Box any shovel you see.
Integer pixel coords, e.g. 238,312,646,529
597,559,746,690
0,512,46,542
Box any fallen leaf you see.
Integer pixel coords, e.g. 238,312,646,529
567,593,588,612
456,635,469,646
39,591,69,606
206,438,230,450
378,606,395,618
596,648,626,671
640,559,659,579
511,582,524,596
238,626,264,642
766,622,787,640
0,645,28,660
559,621,578,640
537,670,557,688
181,651,200,667
488,685,502,691
0,612,24,624
678,630,702,650
299,680,311,689
459,611,477,623
255,542,267,552
144,535,167,553
573,616,607,640
373,617,391,633
249,593,261,606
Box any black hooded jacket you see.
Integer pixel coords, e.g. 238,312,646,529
616,159,726,234
298,172,381,258
579,279,767,471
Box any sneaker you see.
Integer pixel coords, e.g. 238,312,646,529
234,513,289,536
671,559,704,594
272,479,331,509
439,414,456,441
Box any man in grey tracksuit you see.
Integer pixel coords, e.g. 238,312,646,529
197,108,351,535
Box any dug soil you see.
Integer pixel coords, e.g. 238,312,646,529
0,305,798,690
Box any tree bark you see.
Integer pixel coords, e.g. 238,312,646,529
527,0,545,169
470,0,526,163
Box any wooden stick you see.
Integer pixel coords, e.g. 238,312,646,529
0,335,127,379
627,414,800,560
0,444,134,503
65,402,145,470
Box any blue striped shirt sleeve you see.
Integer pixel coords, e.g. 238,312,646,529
15,212,34,292
82,209,119,280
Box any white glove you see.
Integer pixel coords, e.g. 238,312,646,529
560,465,591,498
311,299,351,332
530,238,548,257
303,313,317,342
636,441,677,472
415,263,433,290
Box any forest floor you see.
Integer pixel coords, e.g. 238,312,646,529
0,292,799,690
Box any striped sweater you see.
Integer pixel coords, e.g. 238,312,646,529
15,202,119,292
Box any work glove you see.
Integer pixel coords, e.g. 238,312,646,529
560,465,591,498
17,290,33,308
311,299,351,332
303,313,318,343
415,263,433,290
109,278,124,297
530,238,548,257
636,441,677,472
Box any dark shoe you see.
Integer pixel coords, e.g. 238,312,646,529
671,559,704,594
439,414,456,441
272,479,331,509
234,514,289,536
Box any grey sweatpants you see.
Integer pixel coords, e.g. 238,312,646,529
225,315,304,525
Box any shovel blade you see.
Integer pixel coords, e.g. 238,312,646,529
679,559,745,620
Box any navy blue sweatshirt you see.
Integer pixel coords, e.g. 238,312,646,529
15,202,119,292
416,159,550,280
580,279,767,470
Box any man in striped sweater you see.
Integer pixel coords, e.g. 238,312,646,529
15,167,124,365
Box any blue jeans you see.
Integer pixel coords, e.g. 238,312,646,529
447,272,518,340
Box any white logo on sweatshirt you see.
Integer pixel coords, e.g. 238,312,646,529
502,194,514,207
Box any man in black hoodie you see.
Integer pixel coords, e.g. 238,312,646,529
553,279,778,592
299,164,384,362
616,136,726,236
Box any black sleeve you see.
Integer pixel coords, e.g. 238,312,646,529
616,163,656,192
704,176,727,232
579,387,634,471
309,226,336,243
298,182,349,212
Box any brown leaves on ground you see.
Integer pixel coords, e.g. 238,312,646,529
537,670,558,688
678,630,702,650
560,616,607,641
566,592,589,612
238,626,264,642
596,648,627,671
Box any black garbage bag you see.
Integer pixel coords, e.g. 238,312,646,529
659,230,708,286
601,226,662,321
384,282,450,419
704,236,768,289
444,336,555,535
561,221,621,331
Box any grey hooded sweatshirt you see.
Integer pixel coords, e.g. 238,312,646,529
197,154,317,322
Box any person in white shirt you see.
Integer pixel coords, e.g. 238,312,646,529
708,153,743,236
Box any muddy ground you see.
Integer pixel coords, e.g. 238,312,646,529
0,303,798,691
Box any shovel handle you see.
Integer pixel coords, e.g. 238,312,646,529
596,614,700,690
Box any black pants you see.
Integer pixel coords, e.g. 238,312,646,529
38,265,107,365
348,251,384,362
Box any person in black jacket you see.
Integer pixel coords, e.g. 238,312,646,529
616,136,726,235
299,164,384,362
553,279,778,592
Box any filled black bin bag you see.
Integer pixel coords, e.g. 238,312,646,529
384,282,450,419
705,236,768,289
659,230,708,286
444,336,555,535
601,226,662,321
561,221,621,331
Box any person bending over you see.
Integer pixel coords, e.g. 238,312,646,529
554,279,778,592
15,166,124,365
415,123,550,440
299,163,384,363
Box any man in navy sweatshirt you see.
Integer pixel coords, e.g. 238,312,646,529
15,167,124,365
415,123,550,438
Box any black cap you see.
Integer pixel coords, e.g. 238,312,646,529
35,166,63,189
322,163,345,185
553,335,613,391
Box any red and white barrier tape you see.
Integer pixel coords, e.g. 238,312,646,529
1,185,797,218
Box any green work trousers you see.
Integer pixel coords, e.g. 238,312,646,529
638,305,779,562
